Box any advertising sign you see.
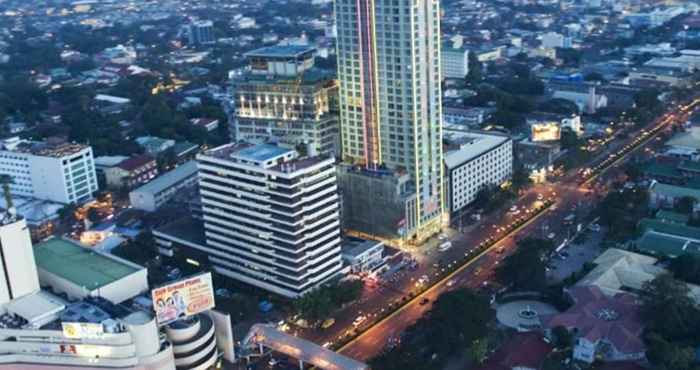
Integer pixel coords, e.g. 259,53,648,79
62,322,104,339
152,272,215,325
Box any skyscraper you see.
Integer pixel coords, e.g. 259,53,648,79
335,0,444,242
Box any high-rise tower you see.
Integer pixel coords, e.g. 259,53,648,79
335,0,444,241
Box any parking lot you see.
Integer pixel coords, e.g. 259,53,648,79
547,227,605,283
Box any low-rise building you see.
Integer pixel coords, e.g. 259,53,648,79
542,286,645,364
135,136,175,156
189,118,219,132
441,43,469,79
648,180,700,211
546,81,608,114
443,130,513,217
103,154,158,190
341,238,387,275
129,161,199,212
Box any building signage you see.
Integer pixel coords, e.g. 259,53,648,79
152,272,215,325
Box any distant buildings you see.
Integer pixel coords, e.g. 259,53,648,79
188,20,215,45
232,45,340,157
441,42,469,79
135,136,175,156
546,80,608,114
156,144,344,298
94,44,137,65
129,161,198,212
443,130,513,217
540,32,572,49
336,0,444,242
0,137,98,204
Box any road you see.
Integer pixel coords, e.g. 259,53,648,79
334,98,700,362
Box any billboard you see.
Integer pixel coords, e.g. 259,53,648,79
62,322,104,339
152,272,215,325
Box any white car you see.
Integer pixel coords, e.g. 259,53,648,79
439,241,452,252
547,232,556,239
353,315,367,327
446,279,456,287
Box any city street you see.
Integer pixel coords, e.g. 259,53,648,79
331,98,700,362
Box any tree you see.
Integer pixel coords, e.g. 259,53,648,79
537,98,579,115
467,337,489,365
675,196,697,214
511,166,532,193
551,326,573,349
640,273,700,341
496,238,554,291
645,332,696,370
669,254,700,285
465,52,482,85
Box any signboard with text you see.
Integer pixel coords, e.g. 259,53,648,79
62,322,104,339
151,273,215,325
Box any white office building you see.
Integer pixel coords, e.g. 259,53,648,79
0,212,40,306
195,143,343,298
441,44,469,79
129,161,199,212
444,130,513,215
188,20,215,45
0,137,98,204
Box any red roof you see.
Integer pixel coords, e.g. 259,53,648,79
478,332,552,370
118,154,155,171
541,286,645,354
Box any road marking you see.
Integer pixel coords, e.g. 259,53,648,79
338,201,555,355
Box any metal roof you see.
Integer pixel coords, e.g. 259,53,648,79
242,324,369,370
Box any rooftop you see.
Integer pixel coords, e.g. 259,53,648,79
155,217,206,246
1,137,89,158
639,217,700,242
34,238,142,290
131,161,197,195
244,44,316,59
667,127,700,150
636,231,700,258
443,130,510,169
235,144,293,162
341,238,384,258
118,154,155,171
576,248,664,296
649,181,700,200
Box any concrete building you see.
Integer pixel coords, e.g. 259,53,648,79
441,43,469,79
103,154,158,191
0,212,40,306
540,32,572,49
0,137,98,205
188,20,215,45
34,238,148,304
129,161,198,212
232,45,340,157
443,130,513,216
157,144,344,298
336,0,444,242
547,81,607,114
341,238,386,275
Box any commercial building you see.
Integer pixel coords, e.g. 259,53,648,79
336,0,444,242
34,238,149,304
157,143,344,298
546,81,608,114
232,45,340,157
0,212,40,306
341,238,386,275
188,20,215,45
0,208,229,370
129,161,198,212
443,130,513,216
441,43,469,79
102,154,158,191
648,180,700,212
0,137,98,204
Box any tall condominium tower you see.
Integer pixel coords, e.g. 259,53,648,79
335,0,444,242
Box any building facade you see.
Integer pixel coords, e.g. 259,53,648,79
232,45,340,157
0,137,98,204
444,131,513,216
441,44,469,79
129,161,199,212
195,143,343,298
188,20,215,45
0,213,40,306
335,0,444,242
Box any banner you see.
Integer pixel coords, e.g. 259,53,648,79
62,322,104,339
151,272,215,325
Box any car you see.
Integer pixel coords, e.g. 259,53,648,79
537,194,544,201
496,247,505,254
321,318,335,329
419,298,430,306
509,205,518,212
439,241,452,252
438,233,448,240
352,315,367,327
446,279,456,287
269,358,279,367
547,232,556,239
588,223,601,232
